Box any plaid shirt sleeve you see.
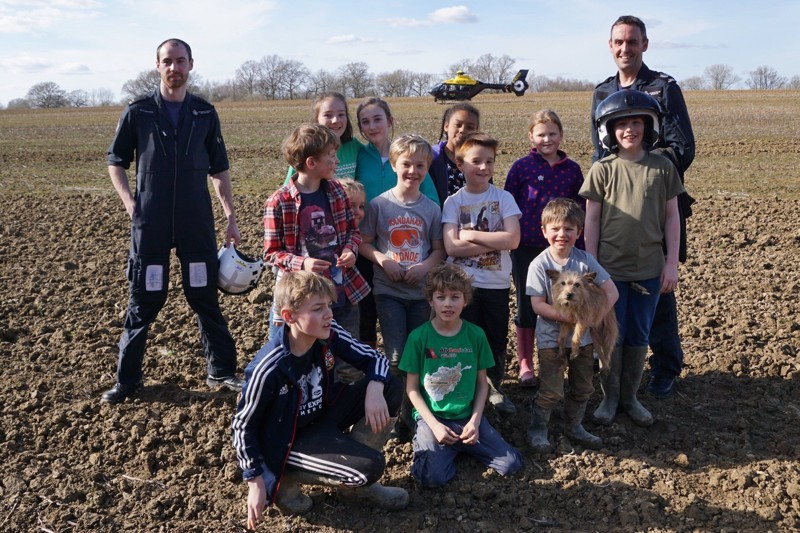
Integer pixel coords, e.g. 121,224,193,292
263,187,306,272
326,180,370,304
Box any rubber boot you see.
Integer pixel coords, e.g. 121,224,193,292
593,346,622,425
620,346,654,427
488,378,517,416
526,404,552,452
338,417,409,511
274,471,316,515
516,326,537,387
563,398,602,450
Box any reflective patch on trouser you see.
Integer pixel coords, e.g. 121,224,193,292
189,262,208,287
145,264,164,291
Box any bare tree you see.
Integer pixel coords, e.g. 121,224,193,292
409,72,434,97
745,65,787,90
256,55,287,99
787,75,800,89
235,59,261,97
121,70,161,101
531,76,594,92
338,62,374,98
493,54,517,83
26,82,67,108
444,59,474,79
681,76,707,91
282,60,310,99
306,69,340,97
376,69,413,97
66,89,90,107
704,64,740,90
89,88,116,106
7,98,31,109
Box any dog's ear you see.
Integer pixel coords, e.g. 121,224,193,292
583,271,598,283
546,269,561,282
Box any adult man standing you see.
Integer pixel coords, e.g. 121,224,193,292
590,16,695,399
102,38,244,403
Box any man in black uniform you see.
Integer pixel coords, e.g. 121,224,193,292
102,38,244,403
590,16,695,399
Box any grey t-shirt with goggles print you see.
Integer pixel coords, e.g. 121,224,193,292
363,189,442,300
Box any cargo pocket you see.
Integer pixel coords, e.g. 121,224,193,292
129,254,170,295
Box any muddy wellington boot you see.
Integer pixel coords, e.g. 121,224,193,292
274,471,316,515
516,326,537,387
563,398,602,450
527,404,552,452
620,346,654,427
593,346,622,425
337,417,409,511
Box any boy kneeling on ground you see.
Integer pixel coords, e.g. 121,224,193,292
232,271,407,528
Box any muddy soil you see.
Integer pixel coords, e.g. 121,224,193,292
1,191,799,532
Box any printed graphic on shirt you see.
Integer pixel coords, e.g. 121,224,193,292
387,212,424,268
298,200,344,295
454,200,502,270
297,365,324,418
424,362,473,401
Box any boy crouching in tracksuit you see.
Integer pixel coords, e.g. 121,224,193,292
232,271,407,528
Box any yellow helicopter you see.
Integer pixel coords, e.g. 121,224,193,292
430,69,529,102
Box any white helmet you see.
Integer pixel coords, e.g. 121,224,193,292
217,245,264,295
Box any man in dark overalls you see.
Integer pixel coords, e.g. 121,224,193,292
590,16,696,399
102,38,243,404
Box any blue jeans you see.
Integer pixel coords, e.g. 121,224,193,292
374,294,430,368
411,416,523,487
614,277,661,347
648,291,684,379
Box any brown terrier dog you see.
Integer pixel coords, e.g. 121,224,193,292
546,269,618,372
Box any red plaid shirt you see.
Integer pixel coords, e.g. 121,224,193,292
263,178,370,304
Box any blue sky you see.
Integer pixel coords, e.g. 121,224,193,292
1,0,797,106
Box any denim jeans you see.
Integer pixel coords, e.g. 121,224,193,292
374,294,431,368
614,277,661,347
410,415,523,487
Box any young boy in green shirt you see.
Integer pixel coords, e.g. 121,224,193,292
399,263,522,486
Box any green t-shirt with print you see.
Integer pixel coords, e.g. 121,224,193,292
399,320,494,420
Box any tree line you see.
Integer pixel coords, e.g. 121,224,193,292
3,55,798,110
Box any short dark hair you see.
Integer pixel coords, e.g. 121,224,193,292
611,16,647,41
156,38,193,62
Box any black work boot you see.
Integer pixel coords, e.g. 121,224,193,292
101,381,142,404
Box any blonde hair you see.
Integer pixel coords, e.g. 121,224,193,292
528,109,564,134
388,134,433,167
455,131,499,163
540,198,585,230
338,178,365,200
282,123,341,172
274,271,337,314
424,263,473,305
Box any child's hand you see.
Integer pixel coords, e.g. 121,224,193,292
459,229,478,242
459,420,480,445
246,476,267,530
660,264,679,294
337,250,356,269
364,380,390,432
431,421,460,445
402,262,427,285
381,259,404,282
302,257,331,274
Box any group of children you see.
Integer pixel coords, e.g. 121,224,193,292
232,90,682,525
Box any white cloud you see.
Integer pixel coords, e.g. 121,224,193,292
384,5,478,27
327,34,377,45
0,0,101,34
60,63,91,75
0,54,54,73
429,6,478,24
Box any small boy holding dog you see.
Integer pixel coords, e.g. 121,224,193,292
231,271,407,527
526,198,618,451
